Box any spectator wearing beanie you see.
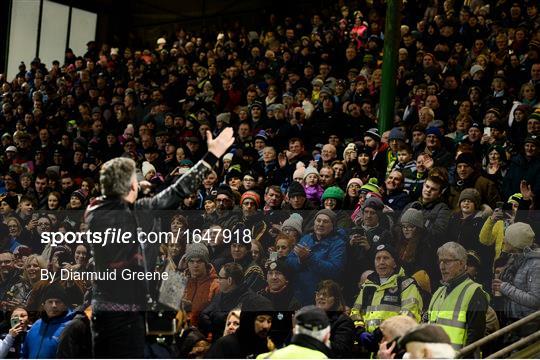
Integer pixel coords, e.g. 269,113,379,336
303,166,324,207
280,213,303,243
283,181,317,232
447,188,494,287
68,189,87,210
349,145,381,186
503,134,540,200
142,161,157,181
354,197,393,249
402,174,450,248
240,190,270,247
22,283,77,359
344,177,363,210
259,259,301,347
448,152,501,209
395,208,437,294
494,222,540,332
423,127,453,168
321,186,352,229
286,209,347,305
183,243,220,328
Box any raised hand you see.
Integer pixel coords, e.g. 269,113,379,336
207,127,235,158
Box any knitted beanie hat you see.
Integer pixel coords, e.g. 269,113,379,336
343,143,357,159
400,208,425,229
142,161,156,177
282,213,303,233
185,243,210,264
321,186,346,202
504,222,535,250
293,162,306,180
303,165,320,180
347,178,363,189
458,188,481,209
240,190,261,208
288,181,306,198
315,209,337,227
360,178,381,194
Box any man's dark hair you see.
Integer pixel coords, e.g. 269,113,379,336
222,262,244,285
35,173,48,182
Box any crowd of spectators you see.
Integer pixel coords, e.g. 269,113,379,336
0,0,540,358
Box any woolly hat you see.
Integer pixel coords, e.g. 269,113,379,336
321,186,345,202
347,178,363,189
458,188,481,209
362,196,384,212
71,189,87,203
1,195,19,210
426,126,443,140
388,127,406,141
400,208,425,229
374,243,400,265
360,178,381,194
41,282,69,305
293,162,306,180
504,222,535,250
507,193,523,206
287,181,306,198
343,143,357,159
142,161,157,177
303,165,319,180
524,135,540,147
455,152,476,168
240,190,261,207
315,209,337,227
216,112,231,124
364,128,381,142
223,153,234,162
185,243,210,264
282,213,303,233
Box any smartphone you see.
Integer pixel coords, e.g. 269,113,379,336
269,251,278,261
496,201,504,210
484,127,491,137
10,316,20,328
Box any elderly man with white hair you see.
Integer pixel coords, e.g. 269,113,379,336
428,242,489,350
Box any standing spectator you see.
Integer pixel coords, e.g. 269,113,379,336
428,242,489,350
286,209,346,305
22,283,76,358
492,223,540,338
182,243,219,328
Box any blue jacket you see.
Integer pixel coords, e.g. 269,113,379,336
22,310,76,359
286,229,347,305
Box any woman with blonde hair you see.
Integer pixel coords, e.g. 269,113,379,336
7,254,47,307
223,309,241,336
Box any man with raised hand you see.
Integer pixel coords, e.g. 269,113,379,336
86,128,234,358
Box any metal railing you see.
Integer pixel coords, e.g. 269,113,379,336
456,310,540,358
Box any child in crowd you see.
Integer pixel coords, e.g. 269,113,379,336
303,166,324,206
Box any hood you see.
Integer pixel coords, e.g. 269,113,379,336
475,204,493,219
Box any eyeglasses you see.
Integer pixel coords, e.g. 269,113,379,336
315,291,333,299
401,224,416,230
439,259,460,265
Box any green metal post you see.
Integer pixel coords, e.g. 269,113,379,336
378,0,402,133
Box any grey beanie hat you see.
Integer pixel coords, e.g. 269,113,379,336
282,213,303,233
185,243,210,263
315,209,337,227
400,208,425,229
